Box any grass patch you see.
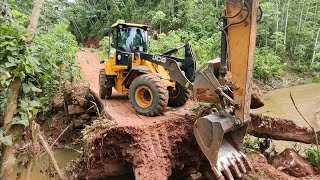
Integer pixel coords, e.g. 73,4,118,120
191,102,214,112
304,145,320,166
312,75,320,83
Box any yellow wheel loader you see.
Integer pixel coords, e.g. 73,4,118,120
99,23,195,116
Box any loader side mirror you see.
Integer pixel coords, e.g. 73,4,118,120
104,28,111,36
152,32,159,40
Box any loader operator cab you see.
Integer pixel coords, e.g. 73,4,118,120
107,23,150,66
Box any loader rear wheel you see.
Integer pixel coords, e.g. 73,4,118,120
99,69,112,99
129,74,169,116
168,83,190,107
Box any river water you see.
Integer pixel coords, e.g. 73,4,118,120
252,83,320,152
10,148,80,180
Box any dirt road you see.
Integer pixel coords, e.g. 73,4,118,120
77,50,192,127
77,50,197,179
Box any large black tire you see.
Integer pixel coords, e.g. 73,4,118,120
168,83,190,107
129,74,169,116
99,69,112,99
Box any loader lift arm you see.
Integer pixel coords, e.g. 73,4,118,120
124,43,196,90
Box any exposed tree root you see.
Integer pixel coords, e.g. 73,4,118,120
248,113,319,144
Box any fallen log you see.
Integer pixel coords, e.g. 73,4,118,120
248,113,319,144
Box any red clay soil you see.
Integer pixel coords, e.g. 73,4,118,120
80,37,101,48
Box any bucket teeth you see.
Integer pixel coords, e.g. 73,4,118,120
240,152,253,170
221,162,234,180
212,167,225,180
233,153,247,173
227,157,242,178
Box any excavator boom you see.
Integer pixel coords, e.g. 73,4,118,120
193,0,259,179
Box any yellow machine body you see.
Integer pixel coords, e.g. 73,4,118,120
100,22,195,116
104,51,175,95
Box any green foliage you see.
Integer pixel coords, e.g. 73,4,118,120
152,10,165,30
191,102,214,112
304,145,320,166
65,0,320,79
0,2,80,128
312,75,320,83
0,129,12,146
254,49,284,80
101,36,112,57
243,136,260,150
149,30,220,69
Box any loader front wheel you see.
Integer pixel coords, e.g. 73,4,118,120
99,69,112,99
168,83,190,107
129,74,169,116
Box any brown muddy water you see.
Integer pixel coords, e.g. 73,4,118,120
252,83,320,152
10,148,80,180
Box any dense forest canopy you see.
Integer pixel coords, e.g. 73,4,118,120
66,0,320,78
0,0,319,118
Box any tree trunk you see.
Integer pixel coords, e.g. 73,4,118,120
248,113,320,144
0,77,21,179
275,0,279,52
39,134,65,179
311,27,320,64
0,0,44,179
26,0,44,38
283,0,291,49
3,77,21,134
298,0,305,32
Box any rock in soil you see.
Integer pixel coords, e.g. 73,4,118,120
272,148,315,178
67,105,87,115
52,81,90,109
244,151,292,180
80,113,91,120
250,82,265,109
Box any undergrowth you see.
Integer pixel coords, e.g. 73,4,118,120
304,145,320,166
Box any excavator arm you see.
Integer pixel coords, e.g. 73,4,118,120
193,0,260,179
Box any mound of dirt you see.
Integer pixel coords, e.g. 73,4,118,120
80,37,101,48
72,113,205,179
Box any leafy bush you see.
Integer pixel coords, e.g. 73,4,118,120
304,145,320,166
312,75,320,83
0,6,79,126
254,48,284,80
149,30,220,69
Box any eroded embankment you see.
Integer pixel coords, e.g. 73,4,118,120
73,113,205,179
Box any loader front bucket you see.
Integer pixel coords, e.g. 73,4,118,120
193,114,253,180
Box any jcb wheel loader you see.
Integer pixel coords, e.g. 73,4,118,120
99,23,195,116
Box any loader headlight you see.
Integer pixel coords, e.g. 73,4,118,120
138,46,143,52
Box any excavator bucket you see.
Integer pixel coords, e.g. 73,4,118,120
193,62,253,179
193,114,252,180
